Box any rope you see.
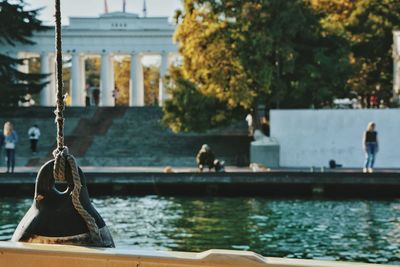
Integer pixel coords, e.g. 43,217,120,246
52,147,103,244
53,0,66,181
67,153,102,244
52,0,103,245
53,147,67,181
54,0,65,153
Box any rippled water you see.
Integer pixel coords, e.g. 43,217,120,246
1,196,399,264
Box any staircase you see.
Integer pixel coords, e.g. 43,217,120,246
26,107,126,166
0,107,84,167
82,107,250,166
1,107,249,167
64,107,127,156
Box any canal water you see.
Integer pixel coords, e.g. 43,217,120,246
0,196,399,264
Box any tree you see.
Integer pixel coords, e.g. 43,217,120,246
174,1,255,110
86,57,100,89
162,66,242,132
163,0,352,131
143,65,160,106
225,0,351,108
0,0,48,106
114,57,130,106
311,0,400,106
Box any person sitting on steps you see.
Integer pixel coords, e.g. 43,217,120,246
196,144,215,172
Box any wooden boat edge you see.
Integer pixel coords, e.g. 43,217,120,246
0,241,396,267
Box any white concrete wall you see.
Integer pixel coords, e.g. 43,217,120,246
271,109,400,168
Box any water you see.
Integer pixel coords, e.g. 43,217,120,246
1,196,399,264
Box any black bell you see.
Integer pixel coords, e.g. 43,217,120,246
12,159,114,247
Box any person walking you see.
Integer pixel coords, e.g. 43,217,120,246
4,122,18,173
363,121,378,173
245,112,254,138
27,124,40,154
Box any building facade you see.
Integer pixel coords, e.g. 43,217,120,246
0,12,178,107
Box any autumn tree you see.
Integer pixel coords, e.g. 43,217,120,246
143,65,160,106
163,0,351,131
162,66,242,132
86,57,100,89
114,58,130,106
311,0,400,106
226,0,352,108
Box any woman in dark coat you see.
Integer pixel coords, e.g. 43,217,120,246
196,144,215,172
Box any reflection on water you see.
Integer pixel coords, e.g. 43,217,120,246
1,196,399,264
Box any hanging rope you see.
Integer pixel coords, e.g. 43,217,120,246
54,0,64,153
52,0,102,245
53,0,66,182
67,153,102,244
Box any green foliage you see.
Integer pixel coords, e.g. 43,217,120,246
175,2,255,109
312,0,400,104
114,58,130,106
225,0,351,108
143,65,160,106
164,0,354,131
162,66,240,132
0,0,48,107
86,57,100,89
0,54,45,106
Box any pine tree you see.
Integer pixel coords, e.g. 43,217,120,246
0,0,48,107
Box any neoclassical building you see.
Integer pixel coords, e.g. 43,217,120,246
0,11,177,107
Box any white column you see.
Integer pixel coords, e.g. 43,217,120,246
49,54,56,105
71,52,84,106
158,51,169,106
100,52,114,106
80,56,86,106
109,55,115,106
129,52,137,106
137,54,144,106
129,52,144,106
393,32,400,103
395,58,400,92
39,52,51,106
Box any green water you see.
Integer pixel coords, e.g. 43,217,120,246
1,196,399,264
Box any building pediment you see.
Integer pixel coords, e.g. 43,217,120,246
68,12,174,31
100,11,140,18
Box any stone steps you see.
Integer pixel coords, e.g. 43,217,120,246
64,107,127,156
76,156,196,167
1,107,249,167
0,108,82,167
85,107,249,166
